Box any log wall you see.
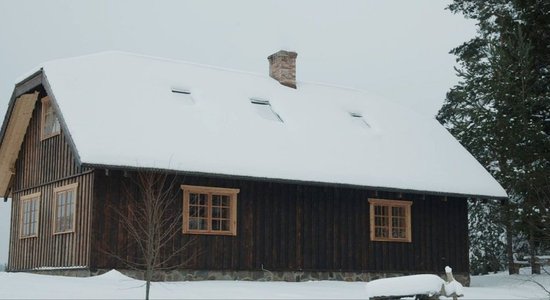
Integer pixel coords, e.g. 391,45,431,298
91,170,469,274
8,91,94,271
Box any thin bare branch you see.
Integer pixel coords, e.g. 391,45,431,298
102,170,196,300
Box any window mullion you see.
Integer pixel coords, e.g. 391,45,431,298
207,193,212,232
388,205,393,239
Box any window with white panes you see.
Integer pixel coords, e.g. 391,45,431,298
53,183,78,234
20,192,41,238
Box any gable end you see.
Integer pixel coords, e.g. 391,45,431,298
0,71,83,198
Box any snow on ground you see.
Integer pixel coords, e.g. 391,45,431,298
0,268,548,299
0,270,367,299
464,267,550,300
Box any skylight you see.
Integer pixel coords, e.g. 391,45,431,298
171,88,194,105
350,112,371,129
251,98,283,123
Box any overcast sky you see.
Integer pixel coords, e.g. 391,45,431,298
0,0,475,264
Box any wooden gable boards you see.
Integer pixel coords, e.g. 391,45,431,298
0,92,39,197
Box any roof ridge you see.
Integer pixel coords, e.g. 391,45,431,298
41,50,373,95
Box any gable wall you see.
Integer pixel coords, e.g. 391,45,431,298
8,88,94,271
12,93,84,190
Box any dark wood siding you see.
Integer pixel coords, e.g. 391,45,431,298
8,93,94,271
12,99,86,192
91,170,469,274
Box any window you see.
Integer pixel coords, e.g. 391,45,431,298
369,199,412,242
181,185,239,236
41,97,61,140
350,112,371,128
20,192,40,238
53,183,78,234
250,98,283,122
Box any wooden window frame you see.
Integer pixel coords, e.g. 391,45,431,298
40,96,60,141
369,198,412,243
181,185,239,236
19,192,41,239
52,183,78,235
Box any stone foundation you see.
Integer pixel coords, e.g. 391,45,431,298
21,268,91,277
14,267,469,286
91,269,470,286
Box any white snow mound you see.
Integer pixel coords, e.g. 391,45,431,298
92,269,132,281
365,274,444,298
444,280,464,296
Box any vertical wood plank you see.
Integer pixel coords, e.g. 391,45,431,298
8,94,94,271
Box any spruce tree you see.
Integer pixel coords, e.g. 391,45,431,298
438,0,550,273
468,199,507,274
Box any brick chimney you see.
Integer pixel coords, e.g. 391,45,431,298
268,50,297,89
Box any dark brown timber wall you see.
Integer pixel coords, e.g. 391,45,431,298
8,90,94,271
91,170,469,275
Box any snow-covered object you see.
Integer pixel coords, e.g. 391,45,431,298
365,274,445,298
29,52,506,198
444,266,465,297
445,280,465,297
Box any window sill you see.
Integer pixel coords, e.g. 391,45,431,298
371,238,412,243
183,230,236,236
53,230,75,235
40,131,60,141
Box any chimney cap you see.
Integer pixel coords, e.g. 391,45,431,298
268,50,298,60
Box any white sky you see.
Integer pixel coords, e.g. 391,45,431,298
0,0,475,264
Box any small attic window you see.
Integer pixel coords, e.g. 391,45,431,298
250,98,283,123
41,97,61,140
171,88,195,105
350,112,371,129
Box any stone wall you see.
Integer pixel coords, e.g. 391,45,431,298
15,267,470,286
91,269,471,286
25,268,91,277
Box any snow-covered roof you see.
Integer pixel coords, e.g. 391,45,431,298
31,51,505,198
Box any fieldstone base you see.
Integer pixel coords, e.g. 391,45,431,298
13,267,470,286
91,269,470,286
19,268,91,277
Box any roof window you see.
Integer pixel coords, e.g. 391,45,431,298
250,98,283,123
171,88,194,105
350,112,371,129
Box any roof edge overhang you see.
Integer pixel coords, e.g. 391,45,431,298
84,162,509,201
0,70,82,200
0,70,44,146
40,70,82,166
0,70,44,199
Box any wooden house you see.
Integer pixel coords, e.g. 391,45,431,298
0,51,507,284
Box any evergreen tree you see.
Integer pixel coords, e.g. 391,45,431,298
468,199,507,274
438,0,550,273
